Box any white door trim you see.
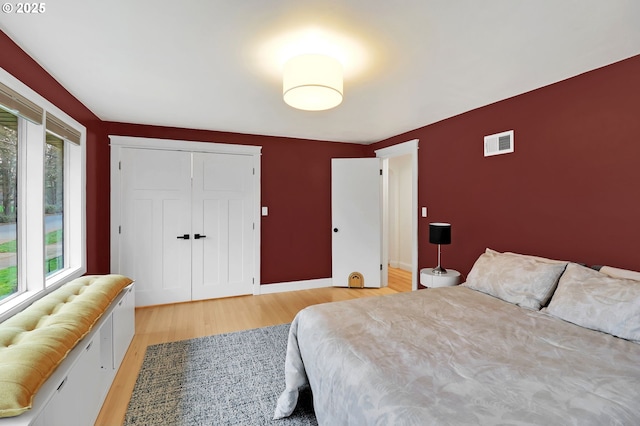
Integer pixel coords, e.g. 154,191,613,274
109,135,262,296
375,139,419,291
109,135,261,155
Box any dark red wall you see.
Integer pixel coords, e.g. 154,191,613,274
370,54,640,278
105,123,368,283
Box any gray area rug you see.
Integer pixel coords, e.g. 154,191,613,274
124,323,316,425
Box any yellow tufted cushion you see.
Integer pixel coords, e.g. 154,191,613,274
0,274,133,418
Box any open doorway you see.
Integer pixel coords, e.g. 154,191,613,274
375,139,419,291
387,154,413,292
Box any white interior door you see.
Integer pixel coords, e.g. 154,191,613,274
331,158,382,288
191,152,254,300
120,148,192,306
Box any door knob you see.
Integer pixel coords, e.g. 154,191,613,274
194,234,207,239
176,234,190,239
333,228,339,233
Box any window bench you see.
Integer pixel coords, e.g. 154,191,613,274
0,275,134,425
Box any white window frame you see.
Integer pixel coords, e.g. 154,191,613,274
0,68,86,322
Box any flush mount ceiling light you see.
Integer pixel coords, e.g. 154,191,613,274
283,54,343,111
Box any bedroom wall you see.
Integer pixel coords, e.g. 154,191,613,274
370,54,640,278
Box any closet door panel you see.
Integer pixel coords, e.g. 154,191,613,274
120,148,192,306
202,198,223,287
228,198,248,284
192,152,254,300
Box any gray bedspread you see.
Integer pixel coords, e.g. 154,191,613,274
274,286,640,425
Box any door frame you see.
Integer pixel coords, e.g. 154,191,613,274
109,136,262,294
375,139,419,291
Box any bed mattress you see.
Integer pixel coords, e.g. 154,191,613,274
275,286,640,425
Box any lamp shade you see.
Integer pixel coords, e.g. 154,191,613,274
429,222,451,245
283,54,343,111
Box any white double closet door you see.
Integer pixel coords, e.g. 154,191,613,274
117,147,255,306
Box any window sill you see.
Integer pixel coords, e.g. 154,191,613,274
0,266,85,323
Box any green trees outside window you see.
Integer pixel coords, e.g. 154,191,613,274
0,110,18,300
45,133,64,276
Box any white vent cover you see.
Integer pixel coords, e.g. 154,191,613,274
484,130,514,157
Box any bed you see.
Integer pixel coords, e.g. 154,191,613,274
274,249,640,425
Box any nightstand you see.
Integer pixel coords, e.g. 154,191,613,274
420,268,461,288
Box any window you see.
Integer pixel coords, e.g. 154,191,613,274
0,110,18,301
45,133,64,275
0,73,85,320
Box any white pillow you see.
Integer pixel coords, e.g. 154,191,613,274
463,249,567,310
599,265,640,282
544,263,640,343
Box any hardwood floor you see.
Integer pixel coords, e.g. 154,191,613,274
95,268,412,425
387,266,413,292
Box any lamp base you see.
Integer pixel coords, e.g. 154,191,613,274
432,265,447,275
432,243,448,275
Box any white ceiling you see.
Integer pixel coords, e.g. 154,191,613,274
2,1,639,144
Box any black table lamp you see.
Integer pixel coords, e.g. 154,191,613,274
429,222,451,274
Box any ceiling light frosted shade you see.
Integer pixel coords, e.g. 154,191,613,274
283,54,343,111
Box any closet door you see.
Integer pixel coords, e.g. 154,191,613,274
191,152,254,300
119,148,193,306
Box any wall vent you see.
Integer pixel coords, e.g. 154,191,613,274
484,130,514,157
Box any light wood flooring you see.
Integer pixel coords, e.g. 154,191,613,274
95,267,412,425
387,266,413,292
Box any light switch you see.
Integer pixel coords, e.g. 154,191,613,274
421,207,427,217
261,206,268,216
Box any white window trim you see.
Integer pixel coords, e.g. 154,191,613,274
0,67,86,322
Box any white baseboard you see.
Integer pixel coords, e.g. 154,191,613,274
389,260,412,272
398,261,412,271
255,278,332,295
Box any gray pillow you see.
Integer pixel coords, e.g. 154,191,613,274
463,249,567,310
544,263,640,343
